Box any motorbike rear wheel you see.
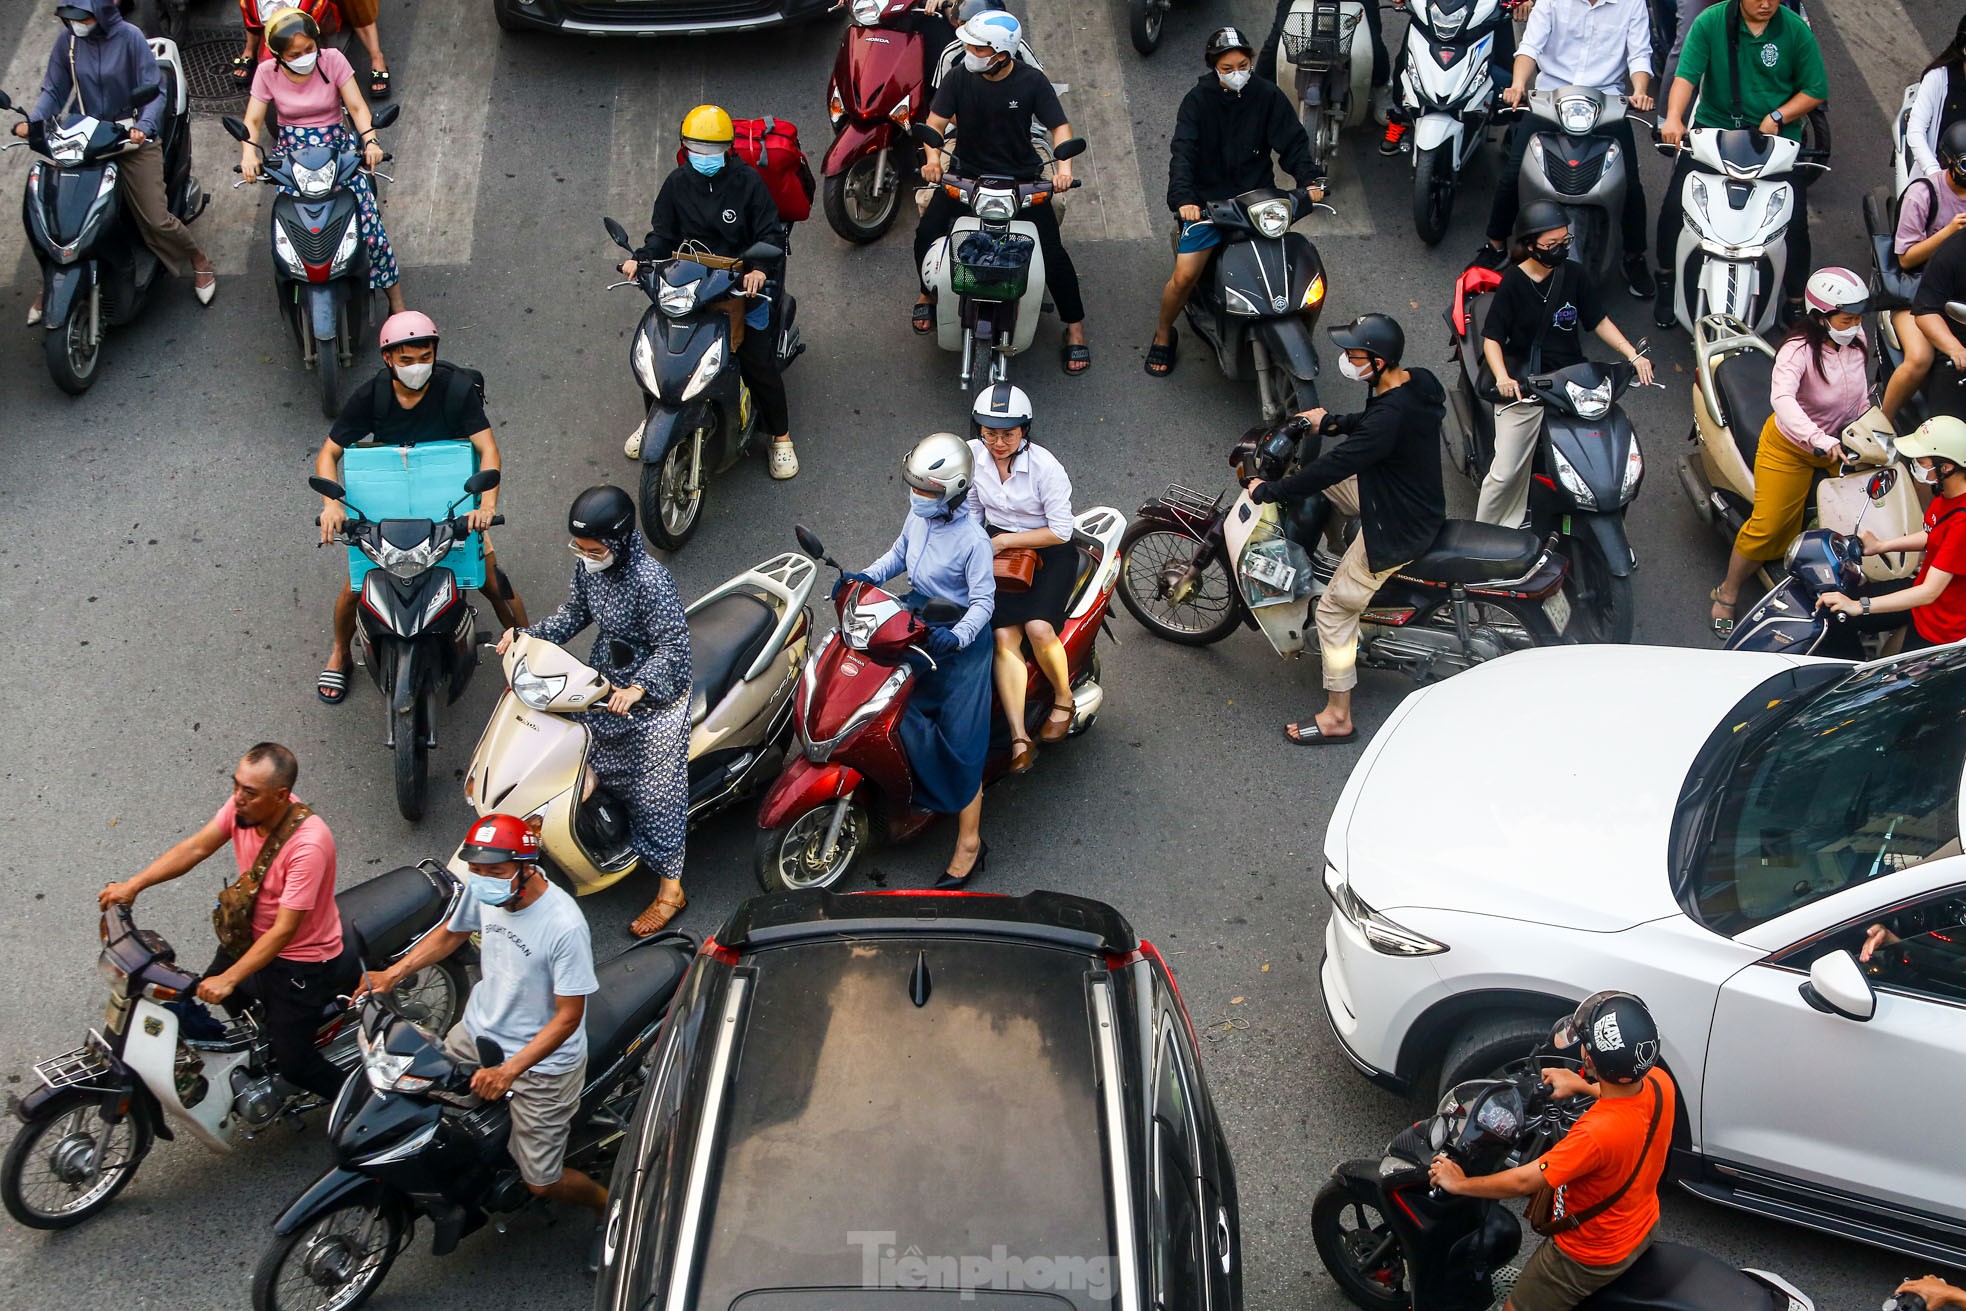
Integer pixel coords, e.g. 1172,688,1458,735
1563,532,1635,644
251,1197,402,1311
44,295,101,395
392,707,426,823
755,799,870,894
1117,522,1241,646
1128,0,1166,54
640,429,706,552
823,152,902,244
1311,1178,1412,1311
1,1089,153,1229
1411,145,1454,247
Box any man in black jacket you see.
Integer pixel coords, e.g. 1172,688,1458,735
620,105,799,479
1244,314,1445,745
1149,27,1324,377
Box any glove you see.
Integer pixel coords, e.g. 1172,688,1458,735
923,626,962,658
832,571,877,601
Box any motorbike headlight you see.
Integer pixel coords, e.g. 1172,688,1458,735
272,221,303,273
1557,95,1600,135
1689,174,1710,224
357,1028,433,1095
1761,185,1791,229
292,159,336,199
1564,378,1612,419
97,949,131,998
1248,198,1292,239
851,0,884,22
682,335,726,401
1301,273,1326,310
632,331,660,392
1549,444,1599,510
1224,287,1263,317
1434,8,1466,39
375,540,442,580
806,665,910,764
974,189,1017,223
1322,862,1447,957
1620,440,1645,501
658,280,697,317
841,601,879,650
510,656,568,710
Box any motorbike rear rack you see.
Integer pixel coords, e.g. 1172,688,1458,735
1161,484,1222,520
1283,1,1358,70
33,1033,118,1093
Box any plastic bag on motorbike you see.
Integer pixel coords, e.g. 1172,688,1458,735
1237,514,1314,611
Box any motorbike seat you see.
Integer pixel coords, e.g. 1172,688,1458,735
581,937,691,1073
1401,520,1542,585
336,864,453,964
687,593,776,727
1574,1241,1775,1310
1712,351,1775,465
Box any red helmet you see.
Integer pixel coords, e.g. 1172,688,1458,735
458,813,540,864
378,310,439,352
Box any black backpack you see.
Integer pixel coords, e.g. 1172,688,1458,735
367,361,489,434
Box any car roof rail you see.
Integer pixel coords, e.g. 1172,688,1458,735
717,888,1140,956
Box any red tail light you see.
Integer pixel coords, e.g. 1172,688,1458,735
698,935,739,966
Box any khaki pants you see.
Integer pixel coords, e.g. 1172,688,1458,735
442,1022,585,1188
1509,1228,1655,1311
1314,478,1406,693
1476,399,1544,529
118,140,200,278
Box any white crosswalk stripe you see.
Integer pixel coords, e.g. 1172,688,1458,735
377,0,500,266
1018,0,1152,242
606,63,706,243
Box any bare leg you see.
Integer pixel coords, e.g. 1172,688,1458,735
528,1169,607,1216
1883,311,1933,424
384,284,407,315
1316,690,1353,737
481,545,528,630
1027,621,1073,738
327,587,357,671
1711,548,1762,626
992,627,1031,746
355,23,386,74
1153,251,1209,344
946,789,983,879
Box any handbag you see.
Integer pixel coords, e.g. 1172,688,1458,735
993,547,1041,593
212,802,314,960
1525,1077,1662,1237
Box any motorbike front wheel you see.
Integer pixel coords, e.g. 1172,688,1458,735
44,297,101,395
317,338,342,419
1128,0,1166,54
251,1197,402,1311
1563,531,1635,644
822,152,902,244
1117,522,1242,646
1310,1179,1412,1311
1,1089,154,1229
392,707,427,823
755,799,871,894
1411,145,1454,247
640,429,706,551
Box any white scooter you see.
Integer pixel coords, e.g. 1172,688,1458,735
1397,0,1505,245
1281,0,1373,168
1656,125,1825,333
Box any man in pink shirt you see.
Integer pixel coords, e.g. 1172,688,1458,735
99,744,352,1100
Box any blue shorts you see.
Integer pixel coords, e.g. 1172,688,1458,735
1176,220,1221,255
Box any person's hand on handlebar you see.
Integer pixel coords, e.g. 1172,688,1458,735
128,128,146,145
319,501,348,545
1660,116,1687,148
495,627,517,655
1497,374,1524,401
618,257,639,279
98,880,139,911
1503,84,1526,109
1630,90,1655,112
922,155,944,185
1897,1276,1966,1310
10,122,26,140
1630,356,1656,387
741,268,767,296
1428,1154,1468,1194
1296,405,1328,431
1053,160,1073,192
1814,589,1863,618
922,626,961,658
465,503,497,533
351,967,398,1004
1178,203,1202,222
1542,1066,1596,1099
240,147,262,182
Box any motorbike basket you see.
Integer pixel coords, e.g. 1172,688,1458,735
952,231,1034,301
1283,1,1359,71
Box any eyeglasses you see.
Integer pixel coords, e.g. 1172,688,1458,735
567,540,610,561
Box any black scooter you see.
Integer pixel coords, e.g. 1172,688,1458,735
251,931,695,1311
2,64,205,394
601,218,802,552
311,469,503,822
1179,184,1331,423
223,103,399,418
1312,1045,1817,1311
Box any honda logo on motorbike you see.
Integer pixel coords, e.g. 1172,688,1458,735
143,1017,163,1036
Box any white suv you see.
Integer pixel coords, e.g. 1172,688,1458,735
1319,642,1966,1268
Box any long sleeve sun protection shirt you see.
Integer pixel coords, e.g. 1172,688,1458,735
865,504,997,648
1516,0,1655,92
31,0,164,138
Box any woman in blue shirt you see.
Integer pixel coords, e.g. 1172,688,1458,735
844,434,997,886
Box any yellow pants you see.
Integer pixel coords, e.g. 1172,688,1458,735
1733,415,1840,563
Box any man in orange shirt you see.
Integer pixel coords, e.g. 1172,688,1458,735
1429,992,1674,1311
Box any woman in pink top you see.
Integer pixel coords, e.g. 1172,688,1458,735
1708,267,1873,636
237,9,404,313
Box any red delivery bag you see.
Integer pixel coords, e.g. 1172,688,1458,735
676,117,815,225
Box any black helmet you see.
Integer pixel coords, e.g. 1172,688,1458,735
568,484,635,546
1514,199,1569,243
1204,26,1255,66
1941,121,1966,171
1552,990,1661,1086
1329,313,1405,369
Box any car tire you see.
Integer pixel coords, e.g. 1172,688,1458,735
492,0,531,33
1434,1011,1561,1104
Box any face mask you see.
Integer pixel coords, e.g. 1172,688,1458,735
283,51,319,74
1220,69,1252,92
910,494,943,519
392,360,434,391
466,870,524,909
1533,241,1570,266
1337,355,1371,382
687,151,724,177
578,549,615,572
1913,460,1942,485
65,19,93,37
963,51,997,74
1828,324,1863,347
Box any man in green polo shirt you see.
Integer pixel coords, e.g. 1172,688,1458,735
1653,0,1828,329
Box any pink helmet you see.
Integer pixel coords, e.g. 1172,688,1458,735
378,310,439,352
1802,267,1868,318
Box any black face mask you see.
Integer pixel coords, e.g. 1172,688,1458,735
1533,240,1570,266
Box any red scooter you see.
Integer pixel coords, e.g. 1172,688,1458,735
754,514,1125,892
822,0,935,244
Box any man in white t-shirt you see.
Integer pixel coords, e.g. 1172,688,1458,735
360,814,602,1213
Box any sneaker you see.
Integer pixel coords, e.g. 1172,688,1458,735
1379,120,1409,157
1472,244,1508,272
1370,85,1397,127
768,439,799,481
623,421,643,460
1622,255,1653,300
1652,271,1677,330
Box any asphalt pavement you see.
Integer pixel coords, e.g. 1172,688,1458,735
0,0,1947,1306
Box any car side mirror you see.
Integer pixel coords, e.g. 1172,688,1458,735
794,524,827,560
463,468,502,495
920,597,966,626
308,475,346,500
911,122,946,150
1869,467,1898,503
128,83,160,110
602,216,632,252
741,240,783,263
1799,949,1875,1022
1051,136,1086,162
221,115,251,143
370,102,400,130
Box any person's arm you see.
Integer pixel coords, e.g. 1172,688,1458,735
1428,1157,1546,1199
619,563,693,708
1860,528,1930,557
1768,342,1843,455
951,533,996,647
239,93,271,177
1166,91,1201,212
128,32,165,138
463,425,500,530
197,906,306,1002
864,523,911,585
1904,215,1966,270
1594,317,1656,385
1255,407,1398,502
1896,1276,1966,1311
1762,30,1828,137
633,176,681,266
314,435,350,544
922,78,958,184
1820,567,1954,617
471,994,586,1099
1482,332,1520,399
989,455,1073,549
1048,118,1075,192
1908,68,1948,178
523,570,593,647
1507,0,1550,105
100,812,231,908
29,36,73,125
1621,0,1655,107
334,66,384,170
359,926,469,998
1504,54,1537,108
1269,87,1322,194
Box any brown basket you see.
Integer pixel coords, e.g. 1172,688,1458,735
993,548,1040,592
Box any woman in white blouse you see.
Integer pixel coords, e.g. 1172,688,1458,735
1908,17,1966,180
966,385,1077,775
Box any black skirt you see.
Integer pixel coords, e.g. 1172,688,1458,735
988,533,1079,631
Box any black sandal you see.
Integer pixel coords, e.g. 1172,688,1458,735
1144,328,1178,377
368,68,392,100
317,668,349,705
1284,720,1358,746
912,300,935,334
229,54,254,84
1061,341,1091,376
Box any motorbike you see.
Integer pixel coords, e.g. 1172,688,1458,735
752,515,1124,892
602,220,803,551
1397,0,1506,246
914,124,1084,388
1177,185,1333,424
1280,0,1374,169
222,103,399,418
461,551,817,896
1654,125,1825,334
822,0,931,244
1,869,471,1230
1311,1045,1817,1311
1678,313,1923,589
1118,416,1572,673
251,932,693,1311
1506,88,1640,287
1728,519,1916,661
1445,265,1648,643
311,467,505,822
1129,0,1178,54
1,54,205,395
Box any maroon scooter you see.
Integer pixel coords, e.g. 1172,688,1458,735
822,0,933,244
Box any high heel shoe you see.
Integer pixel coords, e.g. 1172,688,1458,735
933,841,988,890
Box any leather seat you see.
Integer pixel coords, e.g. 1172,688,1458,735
582,937,692,1070
1713,350,1774,467
1401,520,1542,585
336,865,452,963
1575,1241,1769,1310
687,593,776,726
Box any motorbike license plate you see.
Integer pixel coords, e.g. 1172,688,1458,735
1244,553,1296,592
1544,589,1572,634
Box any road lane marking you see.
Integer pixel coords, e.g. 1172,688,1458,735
385,0,498,266
1019,1,1152,241
606,62,704,243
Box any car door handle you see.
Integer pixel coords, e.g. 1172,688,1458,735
1214,1205,1233,1274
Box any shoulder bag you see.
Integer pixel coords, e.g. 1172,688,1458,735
212,802,315,960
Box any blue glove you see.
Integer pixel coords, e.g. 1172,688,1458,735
923,626,962,658
832,571,877,601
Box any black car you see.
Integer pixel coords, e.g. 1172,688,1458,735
493,0,832,37
595,889,1242,1310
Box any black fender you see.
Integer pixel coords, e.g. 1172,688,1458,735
305,283,340,342
42,263,90,331
273,1167,386,1237
1252,316,1322,385
1573,510,1635,578
1329,1157,1385,1194
639,399,709,466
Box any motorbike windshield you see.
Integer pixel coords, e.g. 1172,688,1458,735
1685,647,1966,934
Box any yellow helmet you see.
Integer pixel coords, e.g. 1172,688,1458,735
262,6,321,55
1898,416,1966,468
680,104,734,151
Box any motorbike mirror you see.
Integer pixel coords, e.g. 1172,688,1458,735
128,84,160,110
370,102,401,130
463,468,502,495
1051,136,1086,162
1868,467,1898,503
794,524,829,560
308,475,347,500
1799,949,1876,1022
741,241,783,263
220,115,251,143
911,122,946,149
919,597,966,626
1946,300,1966,326
475,1035,506,1069
0,92,11,112
603,216,633,251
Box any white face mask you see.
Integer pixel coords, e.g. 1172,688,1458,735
1828,324,1862,347
1337,355,1370,382
392,360,434,391
65,19,93,38
284,51,319,75
578,549,616,572
1219,69,1253,92
962,51,996,73
1913,460,1941,485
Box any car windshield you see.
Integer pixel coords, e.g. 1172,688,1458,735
1690,648,1966,934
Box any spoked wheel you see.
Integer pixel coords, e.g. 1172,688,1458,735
44,290,102,395
822,151,903,244
1,1090,153,1229
1411,146,1454,246
1563,531,1635,644
391,706,426,823
390,956,469,1034
639,424,706,552
754,799,870,894
250,1198,402,1311
1118,522,1241,645
1311,1179,1411,1311
1128,0,1166,54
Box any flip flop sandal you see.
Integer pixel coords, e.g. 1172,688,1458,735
1709,587,1737,640
1284,721,1358,746
368,68,393,101
1144,328,1178,377
1061,341,1091,376
911,301,935,334
629,888,687,938
317,669,349,705
229,55,254,85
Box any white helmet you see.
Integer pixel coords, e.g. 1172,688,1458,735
903,432,974,509
1898,416,1966,468
957,9,1021,55
971,382,1034,439
1802,266,1869,317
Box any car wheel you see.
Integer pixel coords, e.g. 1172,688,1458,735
1434,1011,1561,1104
492,0,531,33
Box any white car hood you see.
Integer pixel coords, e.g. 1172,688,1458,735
1334,646,1817,932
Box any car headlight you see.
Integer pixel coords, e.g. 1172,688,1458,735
1557,95,1600,135
851,0,884,22
1301,273,1326,310
1248,198,1292,239
1549,444,1599,509
292,159,336,199
1620,440,1644,501
974,189,1016,223
1565,378,1612,419
510,656,568,710
682,336,726,401
658,280,697,317
1322,863,1447,957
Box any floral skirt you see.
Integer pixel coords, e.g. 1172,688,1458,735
274,123,399,291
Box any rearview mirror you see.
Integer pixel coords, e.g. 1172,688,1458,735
1869,466,1898,503
911,122,946,149
1051,136,1086,162
0,92,12,112
221,115,250,143
1947,300,1966,326
475,1035,506,1068
794,524,827,560
463,468,502,495
1799,950,1875,1022
370,102,400,130
128,84,160,110
308,475,346,500
919,597,966,626
741,241,783,263
603,216,632,251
